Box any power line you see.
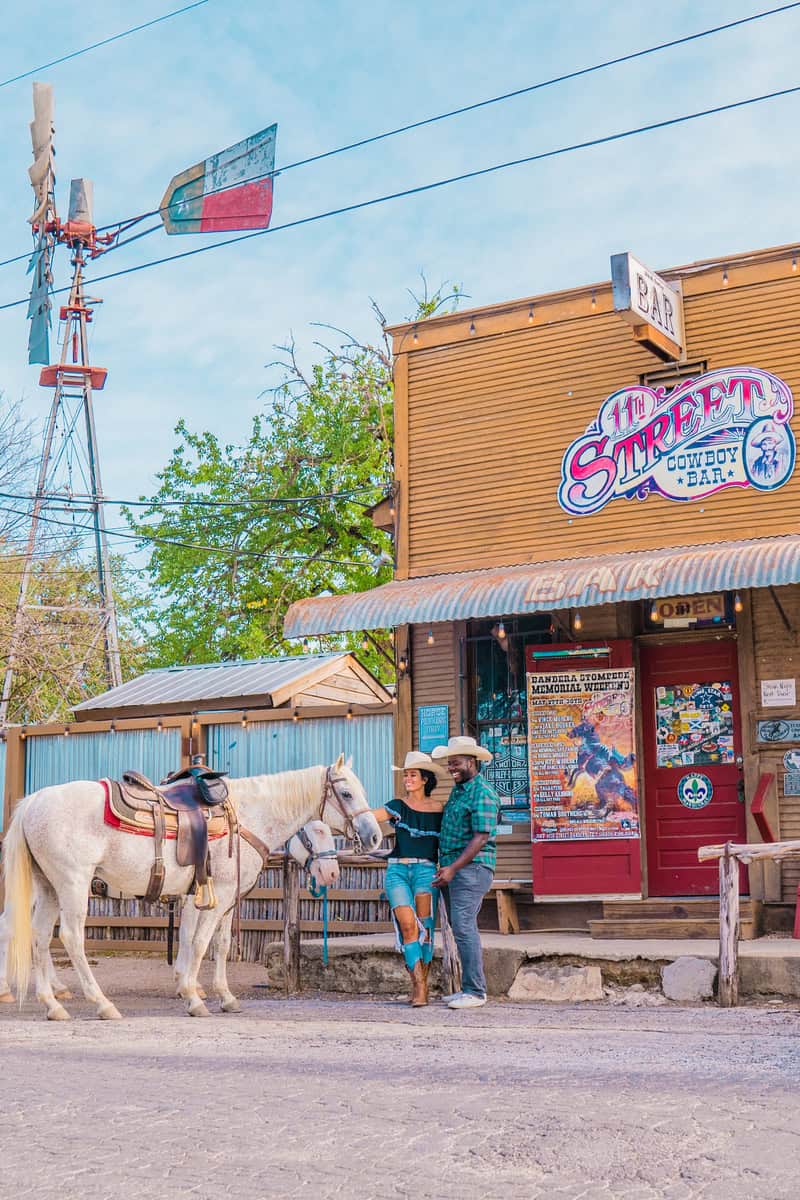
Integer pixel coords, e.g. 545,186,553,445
0,486,384,509
92,1,800,234
0,500,381,570
0,1,209,90
0,78,797,313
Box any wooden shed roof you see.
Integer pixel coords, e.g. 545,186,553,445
72,653,391,721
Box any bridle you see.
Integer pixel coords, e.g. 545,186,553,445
319,764,372,852
290,824,339,871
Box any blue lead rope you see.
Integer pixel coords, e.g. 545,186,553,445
308,875,329,966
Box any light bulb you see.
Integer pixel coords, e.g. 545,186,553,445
497,621,506,640
157,719,163,733
426,629,435,646
302,638,310,653
412,326,419,344
528,305,534,324
362,634,370,651
793,254,798,273
293,709,299,723
469,321,476,336
650,603,660,622
241,712,248,729
734,593,744,613
346,706,353,720
573,611,582,632
722,268,729,286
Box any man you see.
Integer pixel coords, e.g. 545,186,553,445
431,735,501,1010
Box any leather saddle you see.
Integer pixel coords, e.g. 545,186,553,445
111,766,231,908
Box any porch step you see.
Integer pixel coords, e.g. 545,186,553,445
588,917,756,940
589,898,759,940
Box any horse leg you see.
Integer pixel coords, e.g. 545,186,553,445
31,883,73,1001
31,881,71,1021
210,906,241,1013
56,884,122,1020
182,907,224,1017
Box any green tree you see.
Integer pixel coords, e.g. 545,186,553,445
127,284,463,677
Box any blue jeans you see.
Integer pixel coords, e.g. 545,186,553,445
442,863,493,997
384,860,438,970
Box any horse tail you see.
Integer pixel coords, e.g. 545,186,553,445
2,795,35,1003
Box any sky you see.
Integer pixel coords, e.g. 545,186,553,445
1,0,800,537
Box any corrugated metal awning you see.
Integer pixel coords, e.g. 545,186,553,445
283,534,800,636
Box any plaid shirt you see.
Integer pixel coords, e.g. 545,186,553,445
439,772,501,872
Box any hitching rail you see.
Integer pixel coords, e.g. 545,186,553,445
697,838,800,1006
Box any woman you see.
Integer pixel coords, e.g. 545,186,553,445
373,751,445,1007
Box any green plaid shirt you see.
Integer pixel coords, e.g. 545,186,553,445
439,772,501,871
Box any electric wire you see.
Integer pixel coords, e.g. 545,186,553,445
2,78,799,313
0,1,209,90
0,486,385,509
91,2,800,234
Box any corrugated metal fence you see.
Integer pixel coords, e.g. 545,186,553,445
206,714,393,809
24,729,182,795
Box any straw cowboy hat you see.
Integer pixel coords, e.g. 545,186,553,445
391,750,446,775
430,735,493,764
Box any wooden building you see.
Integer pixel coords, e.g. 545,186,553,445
285,242,800,935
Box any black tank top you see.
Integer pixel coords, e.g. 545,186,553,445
385,799,442,862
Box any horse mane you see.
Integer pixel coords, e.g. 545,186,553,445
227,764,324,825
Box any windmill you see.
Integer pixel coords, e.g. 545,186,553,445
1,83,278,726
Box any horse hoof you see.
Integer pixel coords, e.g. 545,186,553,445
220,997,241,1013
98,1003,123,1021
47,1004,71,1021
0,990,15,1004
54,988,73,1001
188,1000,211,1018
197,986,207,1000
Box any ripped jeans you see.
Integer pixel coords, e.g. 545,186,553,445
384,860,438,971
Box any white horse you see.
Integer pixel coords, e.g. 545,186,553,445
0,818,340,1011
3,756,379,1020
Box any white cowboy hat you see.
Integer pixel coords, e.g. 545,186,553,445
430,735,493,764
391,750,445,775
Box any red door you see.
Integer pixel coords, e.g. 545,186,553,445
640,640,746,896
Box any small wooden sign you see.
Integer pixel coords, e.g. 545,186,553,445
611,251,684,361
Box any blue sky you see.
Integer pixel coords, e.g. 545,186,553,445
1,0,799,520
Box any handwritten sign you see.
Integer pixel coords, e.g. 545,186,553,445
761,678,796,708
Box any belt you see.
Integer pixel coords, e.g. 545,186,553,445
388,857,435,865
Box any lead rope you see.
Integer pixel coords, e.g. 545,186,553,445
224,799,242,962
308,873,330,967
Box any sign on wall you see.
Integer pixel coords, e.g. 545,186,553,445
757,719,800,743
611,252,684,358
417,704,449,755
760,678,796,708
559,367,795,517
527,668,639,842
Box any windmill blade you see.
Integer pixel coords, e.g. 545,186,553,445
160,124,277,234
27,81,57,366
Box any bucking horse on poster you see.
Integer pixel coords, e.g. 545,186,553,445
566,717,638,818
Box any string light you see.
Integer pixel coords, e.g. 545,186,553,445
362,633,370,652
573,610,583,632
722,267,729,286
20,726,26,740
109,720,117,734
497,621,506,640
426,629,435,646
63,724,70,737
468,320,476,336
528,304,534,324
793,254,798,272
293,708,299,722
346,705,353,720
591,289,597,310
241,712,248,729
650,601,661,622
734,592,744,613
157,719,163,733
412,325,419,344
398,652,408,674
389,500,396,518
302,638,310,653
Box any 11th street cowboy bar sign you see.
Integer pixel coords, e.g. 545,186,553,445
558,367,796,517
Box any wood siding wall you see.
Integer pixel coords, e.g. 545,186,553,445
411,623,459,748
403,272,800,577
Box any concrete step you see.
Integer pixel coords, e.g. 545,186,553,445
589,918,757,940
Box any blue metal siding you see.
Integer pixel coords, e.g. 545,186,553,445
206,715,393,810
24,729,182,795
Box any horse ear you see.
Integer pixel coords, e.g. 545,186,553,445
345,755,353,769
335,752,345,770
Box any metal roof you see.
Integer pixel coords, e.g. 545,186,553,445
283,534,800,636
74,653,352,714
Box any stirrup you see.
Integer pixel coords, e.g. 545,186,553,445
194,879,217,910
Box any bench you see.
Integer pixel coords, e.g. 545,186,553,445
491,881,522,935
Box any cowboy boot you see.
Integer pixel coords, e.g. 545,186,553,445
410,960,428,1007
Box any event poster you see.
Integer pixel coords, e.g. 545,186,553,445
527,669,639,842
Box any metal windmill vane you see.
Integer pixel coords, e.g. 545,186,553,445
2,83,278,726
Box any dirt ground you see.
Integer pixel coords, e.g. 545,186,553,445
1,955,799,1200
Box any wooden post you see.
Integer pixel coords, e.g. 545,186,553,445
439,901,462,996
283,858,301,995
718,844,740,1008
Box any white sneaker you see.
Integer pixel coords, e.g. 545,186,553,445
440,991,463,1003
448,993,487,1009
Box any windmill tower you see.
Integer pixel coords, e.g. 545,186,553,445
0,84,122,726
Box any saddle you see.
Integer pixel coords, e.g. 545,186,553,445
111,766,232,909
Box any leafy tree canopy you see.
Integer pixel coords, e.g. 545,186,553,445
127,283,463,678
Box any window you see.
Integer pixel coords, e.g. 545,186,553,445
466,615,552,809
